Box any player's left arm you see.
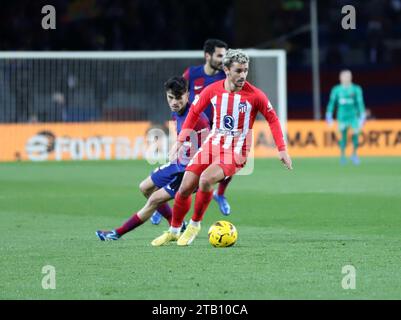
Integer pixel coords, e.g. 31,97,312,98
256,91,292,170
356,85,366,126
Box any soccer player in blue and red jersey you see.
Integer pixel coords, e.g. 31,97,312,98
150,39,232,226
96,76,209,241
151,49,292,246
183,39,227,122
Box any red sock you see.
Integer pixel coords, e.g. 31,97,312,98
171,192,192,228
191,190,213,222
217,176,232,196
157,203,172,225
116,213,143,236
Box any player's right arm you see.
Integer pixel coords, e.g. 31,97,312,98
169,87,212,161
177,86,212,143
169,113,210,163
326,86,337,125
255,89,292,170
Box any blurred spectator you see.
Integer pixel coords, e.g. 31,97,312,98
52,92,67,121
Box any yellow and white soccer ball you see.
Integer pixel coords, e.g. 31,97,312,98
208,220,238,247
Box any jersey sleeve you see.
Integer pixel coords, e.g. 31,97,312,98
356,85,366,117
256,89,286,152
182,67,190,81
177,86,212,142
194,113,211,132
193,113,211,147
326,87,338,116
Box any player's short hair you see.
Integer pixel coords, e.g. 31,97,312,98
340,69,352,75
164,76,188,97
203,39,228,55
223,49,250,68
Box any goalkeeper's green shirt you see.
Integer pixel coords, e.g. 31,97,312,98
326,84,365,122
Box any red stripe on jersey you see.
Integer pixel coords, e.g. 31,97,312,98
226,94,234,118
220,135,225,147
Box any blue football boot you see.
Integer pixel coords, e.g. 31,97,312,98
150,211,162,225
351,154,360,165
213,190,231,216
96,230,120,241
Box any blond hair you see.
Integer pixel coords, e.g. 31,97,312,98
223,49,249,68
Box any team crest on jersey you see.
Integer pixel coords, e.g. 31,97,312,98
238,101,248,113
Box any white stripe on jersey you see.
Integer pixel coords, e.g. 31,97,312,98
222,93,241,149
234,100,252,154
212,93,229,146
219,93,229,128
211,95,217,131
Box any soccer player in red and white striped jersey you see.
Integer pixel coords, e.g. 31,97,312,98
151,49,292,246
183,39,233,216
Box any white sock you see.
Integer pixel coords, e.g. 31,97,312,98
190,219,200,228
169,226,181,234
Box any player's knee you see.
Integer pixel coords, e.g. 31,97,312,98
199,175,213,191
178,185,192,197
148,195,163,209
178,179,196,197
139,181,150,197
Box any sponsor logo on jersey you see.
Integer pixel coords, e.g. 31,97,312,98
339,98,354,104
193,78,205,93
216,128,241,136
223,115,235,130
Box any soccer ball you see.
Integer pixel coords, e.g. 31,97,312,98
208,220,238,247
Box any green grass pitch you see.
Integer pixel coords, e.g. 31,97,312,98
1,157,401,299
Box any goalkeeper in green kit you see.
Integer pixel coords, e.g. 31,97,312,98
325,70,366,165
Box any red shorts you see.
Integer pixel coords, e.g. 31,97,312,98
185,139,247,177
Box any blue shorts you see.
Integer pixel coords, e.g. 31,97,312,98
150,162,186,198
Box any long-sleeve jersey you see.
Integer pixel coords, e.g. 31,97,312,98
177,80,286,155
172,103,210,165
326,84,366,121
